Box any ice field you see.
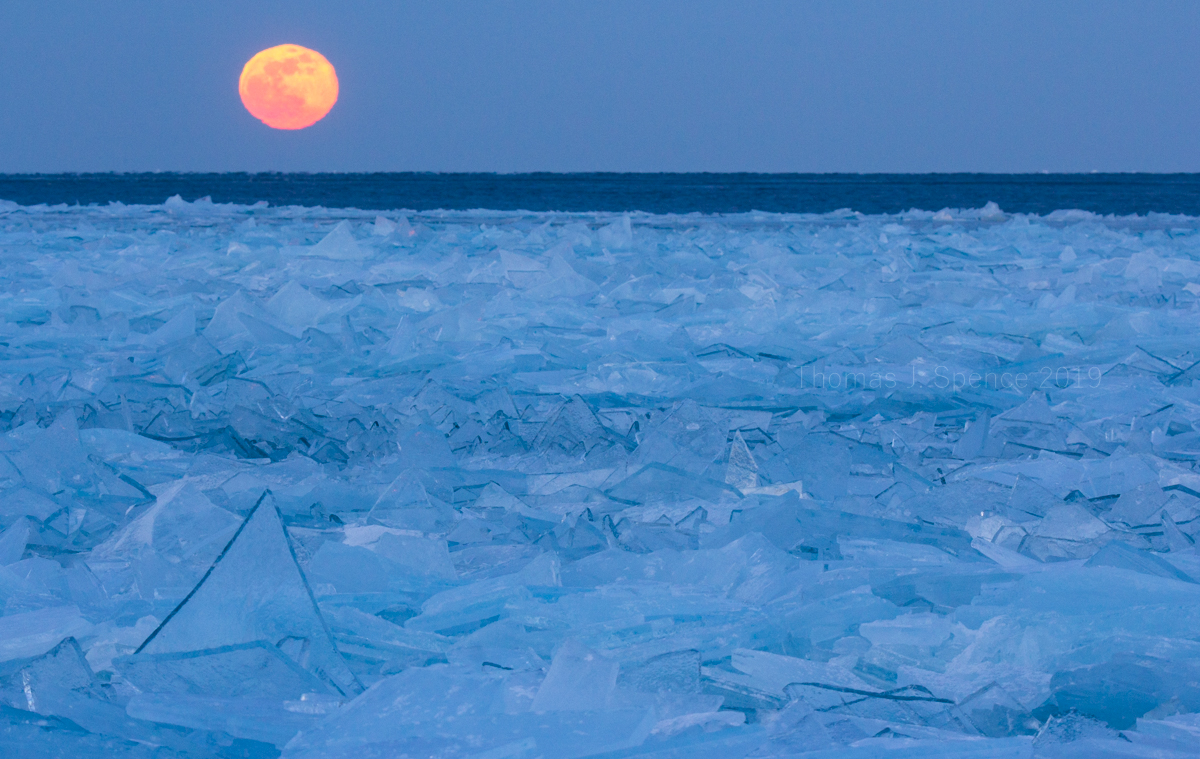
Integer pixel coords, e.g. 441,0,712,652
2,196,1200,757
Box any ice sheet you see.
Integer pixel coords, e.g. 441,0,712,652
0,197,1198,755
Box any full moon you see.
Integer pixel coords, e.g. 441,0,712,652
239,44,338,130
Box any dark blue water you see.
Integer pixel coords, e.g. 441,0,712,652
2,173,1200,215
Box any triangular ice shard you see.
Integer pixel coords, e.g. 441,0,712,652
1084,541,1196,583
136,492,361,697
724,430,758,491
0,637,99,711
533,396,609,455
308,221,366,260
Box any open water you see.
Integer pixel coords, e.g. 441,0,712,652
2,172,1200,215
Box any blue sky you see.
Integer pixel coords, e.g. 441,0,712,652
3,0,1199,172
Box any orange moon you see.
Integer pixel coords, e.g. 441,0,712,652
239,44,338,130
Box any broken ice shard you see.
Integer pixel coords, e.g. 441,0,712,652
131,492,361,697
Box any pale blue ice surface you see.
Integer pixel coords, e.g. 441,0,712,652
0,197,1200,756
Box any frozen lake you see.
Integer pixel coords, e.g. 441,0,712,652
0,197,1198,756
